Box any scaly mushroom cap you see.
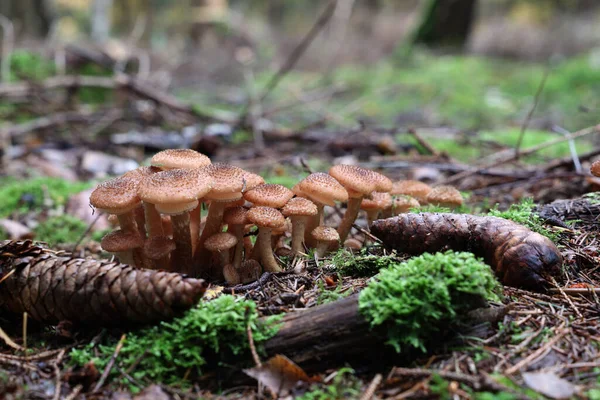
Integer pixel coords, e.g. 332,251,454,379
90,176,141,214
372,172,393,193
203,163,246,202
591,160,600,177
239,259,262,283
344,238,363,250
151,149,211,170
282,197,318,217
426,186,463,208
361,192,392,212
328,165,377,198
101,229,144,253
392,195,420,214
204,232,238,252
241,170,266,191
244,184,294,208
121,166,161,183
292,172,348,206
311,226,340,244
391,180,432,204
247,206,285,229
139,168,212,215
143,235,176,260
223,206,249,226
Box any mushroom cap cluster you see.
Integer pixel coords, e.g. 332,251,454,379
90,149,464,285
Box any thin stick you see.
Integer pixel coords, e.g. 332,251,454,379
445,124,599,184
551,277,583,320
236,0,337,125
73,212,103,252
504,327,567,375
0,14,14,83
514,68,549,159
22,312,27,352
0,325,24,351
247,322,262,368
408,128,439,156
93,334,126,393
359,373,382,400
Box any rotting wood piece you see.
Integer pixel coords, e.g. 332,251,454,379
0,240,207,325
371,213,562,290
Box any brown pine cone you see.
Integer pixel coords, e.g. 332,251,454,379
0,240,207,325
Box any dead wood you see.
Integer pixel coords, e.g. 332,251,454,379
0,240,207,325
371,213,562,290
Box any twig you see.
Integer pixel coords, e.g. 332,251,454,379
390,367,509,393
514,68,549,159
22,312,27,353
73,212,103,252
445,124,599,184
551,277,583,319
352,223,383,244
360,373,382,400
548,287,600,295
504,326,567,375
247,321,262,368
64,384,83,400
224,272,273,294
52,349,66,400
0,325,24,351
552,125,582,173
0,14,14,83
408,128,440,156
93,333,126,393
236,0,337,125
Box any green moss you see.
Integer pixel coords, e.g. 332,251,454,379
69,295,281,389
315,277,351,305
332,248,401,277
9,50,55,81
295,367,362,400
0,177,91,217
359,251,502,353
487,198,558,242
33,215,89,245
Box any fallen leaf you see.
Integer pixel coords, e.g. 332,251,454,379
244,354,317,395
523,371,576,399
203,285,223,299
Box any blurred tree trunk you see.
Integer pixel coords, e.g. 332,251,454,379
92,0,113,43
0,0,54,39
412,0,477,48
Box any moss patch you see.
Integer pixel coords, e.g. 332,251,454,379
69,295,281,390
487,198,558,242
359,251,502,353
33,215,88,246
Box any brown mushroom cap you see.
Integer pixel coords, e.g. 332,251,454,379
372,172,393,193
426,185,463,208
139,168,212,214
143,235,176,260
391,180,432,204
151,149,211,170
344,238,363,250
241,170,266,191
244,184,294,208
392,195,420,214
282,197,318,217
328,165,377,198
101,229,144,252
121,166,161,183
90,176,141,214
238,259,262,283
203,163,246,202
361,192,392,211
204,232,238,252
591,160,600,177
311,226,340,243
223,206,249,226
247,206,285,229
292,173,348,206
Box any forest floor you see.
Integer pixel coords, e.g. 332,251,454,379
0,46,600,399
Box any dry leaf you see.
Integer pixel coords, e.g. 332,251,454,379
523,371,577,399
244,354,316,395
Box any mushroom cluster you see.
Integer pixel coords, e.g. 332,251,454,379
90,149,464,285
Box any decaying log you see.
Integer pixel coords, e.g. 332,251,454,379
371,213,562,290
0,240,207,325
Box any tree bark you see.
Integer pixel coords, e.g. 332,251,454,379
412,0,477,48
0,0,54,39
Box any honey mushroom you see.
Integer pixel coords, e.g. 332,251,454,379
204,232,238,281
122,166,162,238
360,191,392,227
100,229,144,266
247,206,285,273
426,186,464,209
390,196,420,216
311,226,340,258
391,180,432,204
139,168,212,275
143,235,176,270
223,206,249,269
281,197,318,255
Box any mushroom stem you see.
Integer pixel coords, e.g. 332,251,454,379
223,263,240,285
304,203,324,247
337,197,363,243
365,210,379,228
290,216,308,255
134,206,146,238
170,212,194,275
198,202,226,249
257,227,282,272
115,251,135,266
117,212,137,232
143,202,164,237
315,241,330,258
227,224,244,268
189,203,202,253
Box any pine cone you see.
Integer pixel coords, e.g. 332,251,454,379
0,240,207,325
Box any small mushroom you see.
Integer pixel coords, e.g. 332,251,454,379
204,232,238,269
391,180,432,204
344,237,363,251
101,229,144,266
591,160,600,177
247,206,285,272
282,197,318,255
390,195,420,216
238,259,262,284
244,183,294,208
151,149,211,170
361,191,392,227
311,226,340,258
223,206,249,269
223,264,240,285
426,186,463,209
143,235,176,270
